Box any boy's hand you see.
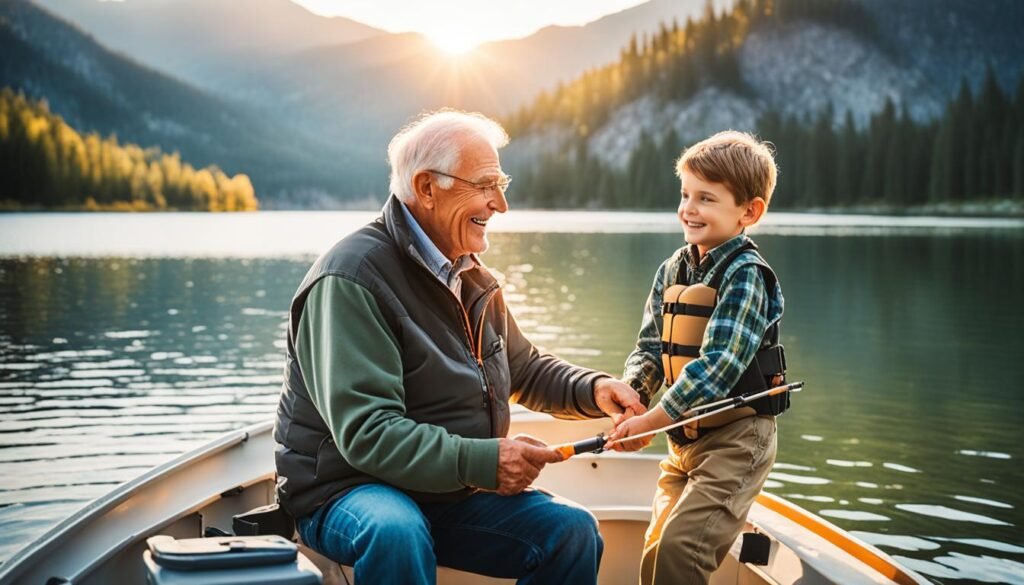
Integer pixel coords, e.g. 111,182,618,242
608,406,672,451
593,377,647,425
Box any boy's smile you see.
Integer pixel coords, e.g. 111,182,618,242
677,169,760,257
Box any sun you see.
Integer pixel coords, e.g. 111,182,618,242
426,30,482,56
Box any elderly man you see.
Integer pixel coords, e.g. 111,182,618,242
274,109,645,584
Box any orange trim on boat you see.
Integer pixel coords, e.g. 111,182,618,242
755,493,921,585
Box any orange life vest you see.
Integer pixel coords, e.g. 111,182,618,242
660,242,788,444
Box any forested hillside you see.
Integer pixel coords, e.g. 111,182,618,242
506,0,1024,210
3,0,1021,210
0,0,374,205
0,90,258,211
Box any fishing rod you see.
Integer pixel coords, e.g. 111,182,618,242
551,381,804,460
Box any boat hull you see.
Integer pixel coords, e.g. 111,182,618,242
0,418,929,585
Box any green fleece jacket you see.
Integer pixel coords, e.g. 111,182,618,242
297,276,500,492
273,195,609,518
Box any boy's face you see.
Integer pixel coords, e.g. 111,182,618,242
677,169,762,255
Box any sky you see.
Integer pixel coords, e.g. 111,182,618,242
291,0,649,53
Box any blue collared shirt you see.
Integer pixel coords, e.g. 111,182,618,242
400,200,475,294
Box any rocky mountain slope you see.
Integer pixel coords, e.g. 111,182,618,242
31,0,385,92
0,0,378,202
5,0,1021,207
506,0,1024,175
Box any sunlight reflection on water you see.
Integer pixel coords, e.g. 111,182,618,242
1,211,1022,257
1,222,1022,582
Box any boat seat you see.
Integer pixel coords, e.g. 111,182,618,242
310,558,516,585
298,507,652,585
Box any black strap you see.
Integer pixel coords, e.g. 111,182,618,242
664,241,789,449
676,241,774,293
662,302,714,318
754,345,786,375
661,341,700,358
707,242,781,348
707,241,758,289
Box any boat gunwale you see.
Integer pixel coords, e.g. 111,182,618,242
0,419,932,585
754,492,931,585
0,420,275,582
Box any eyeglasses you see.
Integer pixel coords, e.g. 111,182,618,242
429,170,512,195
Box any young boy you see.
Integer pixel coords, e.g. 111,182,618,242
609,131,787,585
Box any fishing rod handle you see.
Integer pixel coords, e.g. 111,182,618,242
553,434,606,460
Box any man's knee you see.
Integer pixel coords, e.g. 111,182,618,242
320,485,433,559
550,501,603,551
357,503,432,550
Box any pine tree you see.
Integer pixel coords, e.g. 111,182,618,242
0,91,257,210
977,66,1013,198
907,123,933,205
929,115,954,202
950,81,973,201
881,119,905,204
1013,130,1024,199
861,98,895,201
834,110,859,205
802,105,834,206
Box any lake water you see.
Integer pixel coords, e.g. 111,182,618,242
1,211,1023,583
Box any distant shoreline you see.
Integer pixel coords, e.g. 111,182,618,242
2,198,1022,218
798,199,1024,219
0,201,259,213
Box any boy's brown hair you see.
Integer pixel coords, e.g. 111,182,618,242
676,131,778,207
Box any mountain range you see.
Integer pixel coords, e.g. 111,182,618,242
6,0,718,205
505,0,1024,174
34,0,727,111
0,0,381,203
3,0,1022,207
32,0,385,92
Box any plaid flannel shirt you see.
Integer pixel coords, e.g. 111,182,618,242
622,234,784,420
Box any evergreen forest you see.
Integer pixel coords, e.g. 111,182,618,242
0,89,258,211
507,0,1024,209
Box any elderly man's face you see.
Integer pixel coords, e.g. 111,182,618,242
423,135,509,260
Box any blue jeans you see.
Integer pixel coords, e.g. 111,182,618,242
297,484,603,585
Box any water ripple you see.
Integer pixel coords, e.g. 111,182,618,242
882,462,920,473
819,509,890,522
103,330,155,339
850,531,939,551
953,495,1013,509
957,449,1012,460
767,472,831,485
895,504,1012,526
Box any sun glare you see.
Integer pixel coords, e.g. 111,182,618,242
426,30,482,56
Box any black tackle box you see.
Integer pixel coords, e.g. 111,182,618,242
143,534,321,585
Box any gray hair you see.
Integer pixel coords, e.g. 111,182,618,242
387,109,509,203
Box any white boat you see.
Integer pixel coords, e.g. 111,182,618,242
0,415,931,585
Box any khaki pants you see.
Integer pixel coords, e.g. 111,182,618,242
640,415,777,585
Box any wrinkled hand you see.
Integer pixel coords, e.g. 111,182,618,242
593,378,647,425
607,407,671,451
495,434,563,496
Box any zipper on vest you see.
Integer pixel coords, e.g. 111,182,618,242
412,261,493,412
471,282,499,407
450,298,488,410
471,285,500,432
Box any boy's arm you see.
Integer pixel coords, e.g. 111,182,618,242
622,259,672,405
659,263,771,420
